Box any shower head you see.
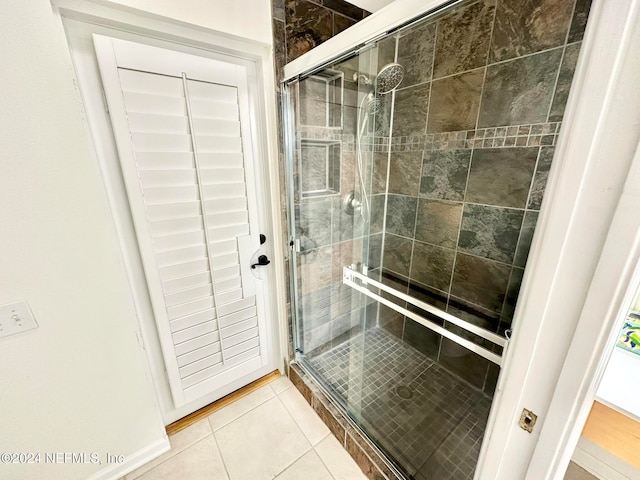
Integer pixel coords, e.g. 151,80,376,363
364,94,382,114
353,63,405,95
375,63,405,94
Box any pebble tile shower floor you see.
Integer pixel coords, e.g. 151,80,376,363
307,328,493,480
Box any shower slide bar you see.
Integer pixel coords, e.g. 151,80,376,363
343,266,505,366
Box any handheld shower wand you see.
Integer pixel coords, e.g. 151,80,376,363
346,63,405,223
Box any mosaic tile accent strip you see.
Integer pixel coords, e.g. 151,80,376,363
299,121,560,153
306,327,493,479
361,122,562,152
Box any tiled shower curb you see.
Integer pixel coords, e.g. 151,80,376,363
288,362,405,480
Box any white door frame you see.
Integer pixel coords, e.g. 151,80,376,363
528,141,640,479
50,0,287,424
281,0,640,476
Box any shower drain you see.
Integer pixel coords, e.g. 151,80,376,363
395,385,413,400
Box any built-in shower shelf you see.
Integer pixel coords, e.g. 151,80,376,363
299,70,343,129
299,139,341,198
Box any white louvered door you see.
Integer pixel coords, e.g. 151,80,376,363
94,36,272,407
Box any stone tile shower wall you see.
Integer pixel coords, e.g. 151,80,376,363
270,0,370,358
369,0,592,391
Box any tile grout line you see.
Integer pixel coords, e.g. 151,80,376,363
210,430,233,480
495,144,547,330
545,45,568,123
384,192,540,213
472,0,498,133
564,0,581,46
208,383,278,434
312,437,347,480
400,19,439,344
130,433,216,480
442,147,474,365
393,33,575,94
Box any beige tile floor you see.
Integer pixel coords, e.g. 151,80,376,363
122,376,367,480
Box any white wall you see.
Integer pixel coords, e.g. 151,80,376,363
597,348,640,421
0,0,166,478
104,0,273,44
349,0,395,12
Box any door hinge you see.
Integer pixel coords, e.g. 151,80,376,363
101,89,109,113
135,329,145,350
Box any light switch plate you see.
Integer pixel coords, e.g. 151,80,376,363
0,301,38,339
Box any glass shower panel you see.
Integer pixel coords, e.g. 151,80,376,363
286,0,590,478
287,49,378,410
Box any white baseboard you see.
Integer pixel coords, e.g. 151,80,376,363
87,436,170,480
572,438,640,480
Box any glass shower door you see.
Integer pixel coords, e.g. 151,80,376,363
286,48,376,413
285,0,589,477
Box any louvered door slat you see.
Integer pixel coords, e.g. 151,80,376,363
179,353,223,380
146,201,201,221
216,288,243,306
180,358,225,388
156,245,207,266
219,306,257,329
202,183,246,199
177,342,222,368
187,81,237,102
128,113,190,134
119,68,183,96
205,198,247,214
170,308,216,333
225,337,260,359
215,277,242,293
214,265,241,281
140,170,197,187
167,296,214,321
209,239,238,256
150,217,202,237
160,259,209,281
222,317,258,338
225,327,259,349
200,168,245,184
172,320,219,344
164,284,213,308
174,331,220,356
123,92,186,116
198,153,243,168
190,100,238,119
136,152,194,170
144,186,199,204
162,272,211,295
208,211,249,227
193,118,240,136
154,231,205,252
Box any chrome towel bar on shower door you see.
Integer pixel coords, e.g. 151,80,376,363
343,266,505,366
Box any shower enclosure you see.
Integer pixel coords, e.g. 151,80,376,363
283,0,589,478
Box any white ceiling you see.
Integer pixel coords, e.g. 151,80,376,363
348,0,395,13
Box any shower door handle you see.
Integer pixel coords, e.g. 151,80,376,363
251,255,271,269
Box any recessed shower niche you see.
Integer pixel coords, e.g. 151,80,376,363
299,70,344,128
300,139,341,197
